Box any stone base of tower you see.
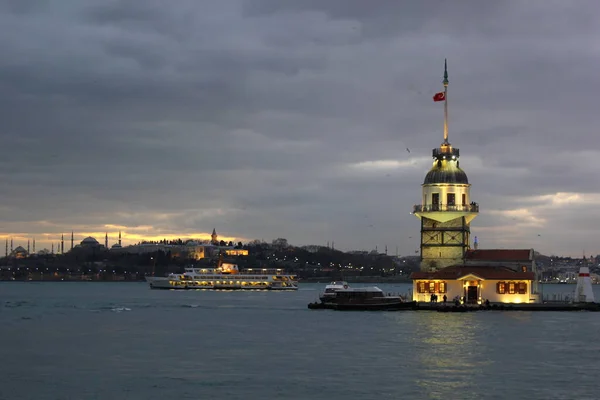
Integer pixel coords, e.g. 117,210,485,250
420,256,464,272
419,216,470,272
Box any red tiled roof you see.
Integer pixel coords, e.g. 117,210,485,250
410,265,535,281
465,249,532,261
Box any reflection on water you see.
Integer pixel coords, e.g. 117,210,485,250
399,313,490,399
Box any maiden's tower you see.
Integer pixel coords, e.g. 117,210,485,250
412,60,479,271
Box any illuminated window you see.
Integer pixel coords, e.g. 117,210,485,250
508,282,515,294
429,282,435,293
439,282,446,293
418,282,426,293
518,282,527,294
497,282,505,294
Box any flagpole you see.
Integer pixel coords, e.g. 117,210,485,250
443,59,449,143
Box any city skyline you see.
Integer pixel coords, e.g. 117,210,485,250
1,1,599,257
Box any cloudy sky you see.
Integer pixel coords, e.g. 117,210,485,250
0,0,599,256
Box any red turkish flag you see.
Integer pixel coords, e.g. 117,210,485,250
433,92,445,102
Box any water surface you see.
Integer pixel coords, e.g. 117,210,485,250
0,282,597,400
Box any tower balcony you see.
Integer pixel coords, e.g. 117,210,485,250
433,147,460,159
412,202,479,223
413,203,479,213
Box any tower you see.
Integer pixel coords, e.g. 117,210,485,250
5,239,7,257
71,231,74,250
412,60,479,271
105,232,108,248
211,228,218,244
27,239,30,254
118,231,122,246
33,239,36,253
61,234,64,254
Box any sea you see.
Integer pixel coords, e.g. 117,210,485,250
1,282,599,400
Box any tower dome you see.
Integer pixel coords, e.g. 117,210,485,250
424,159,469,184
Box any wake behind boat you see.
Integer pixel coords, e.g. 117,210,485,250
146,259,298,291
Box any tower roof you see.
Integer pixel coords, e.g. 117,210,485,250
424,163,469,184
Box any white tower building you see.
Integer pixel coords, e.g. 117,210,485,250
412,60,479,271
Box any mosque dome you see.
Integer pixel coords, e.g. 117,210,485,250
81,236,99,246
424,163,469,185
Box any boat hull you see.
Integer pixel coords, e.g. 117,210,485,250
309,300,417,311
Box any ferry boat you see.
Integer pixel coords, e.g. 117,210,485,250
309,286,415,311
146,260,298,291
319,281,350,302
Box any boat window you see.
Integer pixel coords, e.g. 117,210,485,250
518,282,527,294
429,282,435,292
508,282,515,294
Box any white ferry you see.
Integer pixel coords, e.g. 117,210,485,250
319,281,350,302
145,260,298,291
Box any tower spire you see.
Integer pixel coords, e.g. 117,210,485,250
443,58,449,144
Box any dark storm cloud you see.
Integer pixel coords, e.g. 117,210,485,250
0,0,599,255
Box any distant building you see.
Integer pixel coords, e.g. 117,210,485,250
225,248,249,256
10,246,28,259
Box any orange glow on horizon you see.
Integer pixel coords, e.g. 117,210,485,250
0,231,246,251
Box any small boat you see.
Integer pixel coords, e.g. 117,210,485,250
310,286,415,311
319,281,350,302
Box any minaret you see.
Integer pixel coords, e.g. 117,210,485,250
71,231,74,250
105,232,108,248
27,239,30,254
33,239,36,254
412,60,479,272
211,228,217,244
118,231,122,246
61,234,64,254
51,243,54,254
5,239,7,257
10,238,13,252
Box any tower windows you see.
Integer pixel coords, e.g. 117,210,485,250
447,193,455,206
462,193,466,205
432,193,439,211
